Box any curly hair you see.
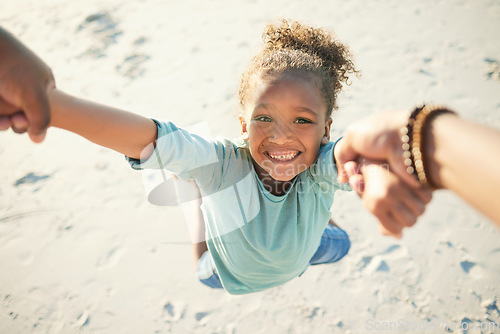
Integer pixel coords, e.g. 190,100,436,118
239,19,358,118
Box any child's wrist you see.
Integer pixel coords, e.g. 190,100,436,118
47,88,69,128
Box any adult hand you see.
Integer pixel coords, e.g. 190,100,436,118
346,159,432,238
0,27,55,143
335,110,420,188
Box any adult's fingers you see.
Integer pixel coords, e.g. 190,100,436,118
377,212,403,239
415,187,433,204
11,112,29,133
390,201,418,228
0,95,19,115
401,192,426,218
23,82,51,143
0,115,11,130
400,187,432,218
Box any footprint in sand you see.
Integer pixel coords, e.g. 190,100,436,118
375,260,390,272
194,311,210,324
484,58,500,81
459,260,476,274
16,249,35,266
96,246,124,269
2,294,14,316
358,256,372,270
482,299,500,317
361,256,390,274
381,244,400,254
380,244,408,259
76,11,123,58
459,259,485,279
293,299,324,320
302,306,322,320
1,235,35,265
162,301,185,322
194,311,208,321
116,54,150,79
358,244,405,271
73,311,91,329
13,172,51,187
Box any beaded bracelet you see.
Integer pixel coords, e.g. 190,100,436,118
403,104,456,188
401,106,422,178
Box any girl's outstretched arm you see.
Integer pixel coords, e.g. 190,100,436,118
49,89,157,160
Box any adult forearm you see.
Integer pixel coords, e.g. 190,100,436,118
425,113,500,223
49,89,157,159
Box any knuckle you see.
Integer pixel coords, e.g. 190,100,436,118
387,183,399,197
416,205,425,216
380,223,398,235
378,225,391,236
406,215,417,227
374,195,389,210
365,198,382,215
373,201,384,214
425,193,433,203
364,200,376,214
419,189,433,203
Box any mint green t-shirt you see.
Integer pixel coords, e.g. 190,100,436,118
127,121,349,295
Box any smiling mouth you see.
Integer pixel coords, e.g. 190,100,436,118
266,150,301,161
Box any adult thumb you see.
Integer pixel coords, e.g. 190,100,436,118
24,83,51,143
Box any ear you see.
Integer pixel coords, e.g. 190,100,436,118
321,118,333,145
239,114,249,141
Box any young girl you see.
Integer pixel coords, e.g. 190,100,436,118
39,20,429,295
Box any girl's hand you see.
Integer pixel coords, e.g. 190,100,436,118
346,159,432,238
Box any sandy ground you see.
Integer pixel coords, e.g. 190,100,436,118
0,0,499,333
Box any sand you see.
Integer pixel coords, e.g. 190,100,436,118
1,0,499,333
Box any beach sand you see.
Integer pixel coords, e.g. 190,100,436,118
1,0,499,333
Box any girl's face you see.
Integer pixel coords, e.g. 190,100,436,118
240,74,332,182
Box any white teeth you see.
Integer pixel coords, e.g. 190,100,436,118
268,152,299,161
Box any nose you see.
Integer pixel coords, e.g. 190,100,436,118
268,122,294,144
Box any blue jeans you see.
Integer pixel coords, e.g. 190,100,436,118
197,224,350,289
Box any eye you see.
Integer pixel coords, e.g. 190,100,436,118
255,116,272,122
295,118,312,124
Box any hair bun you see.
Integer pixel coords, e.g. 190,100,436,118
239,19,358,116
263,19,356,84
263,20,325,54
